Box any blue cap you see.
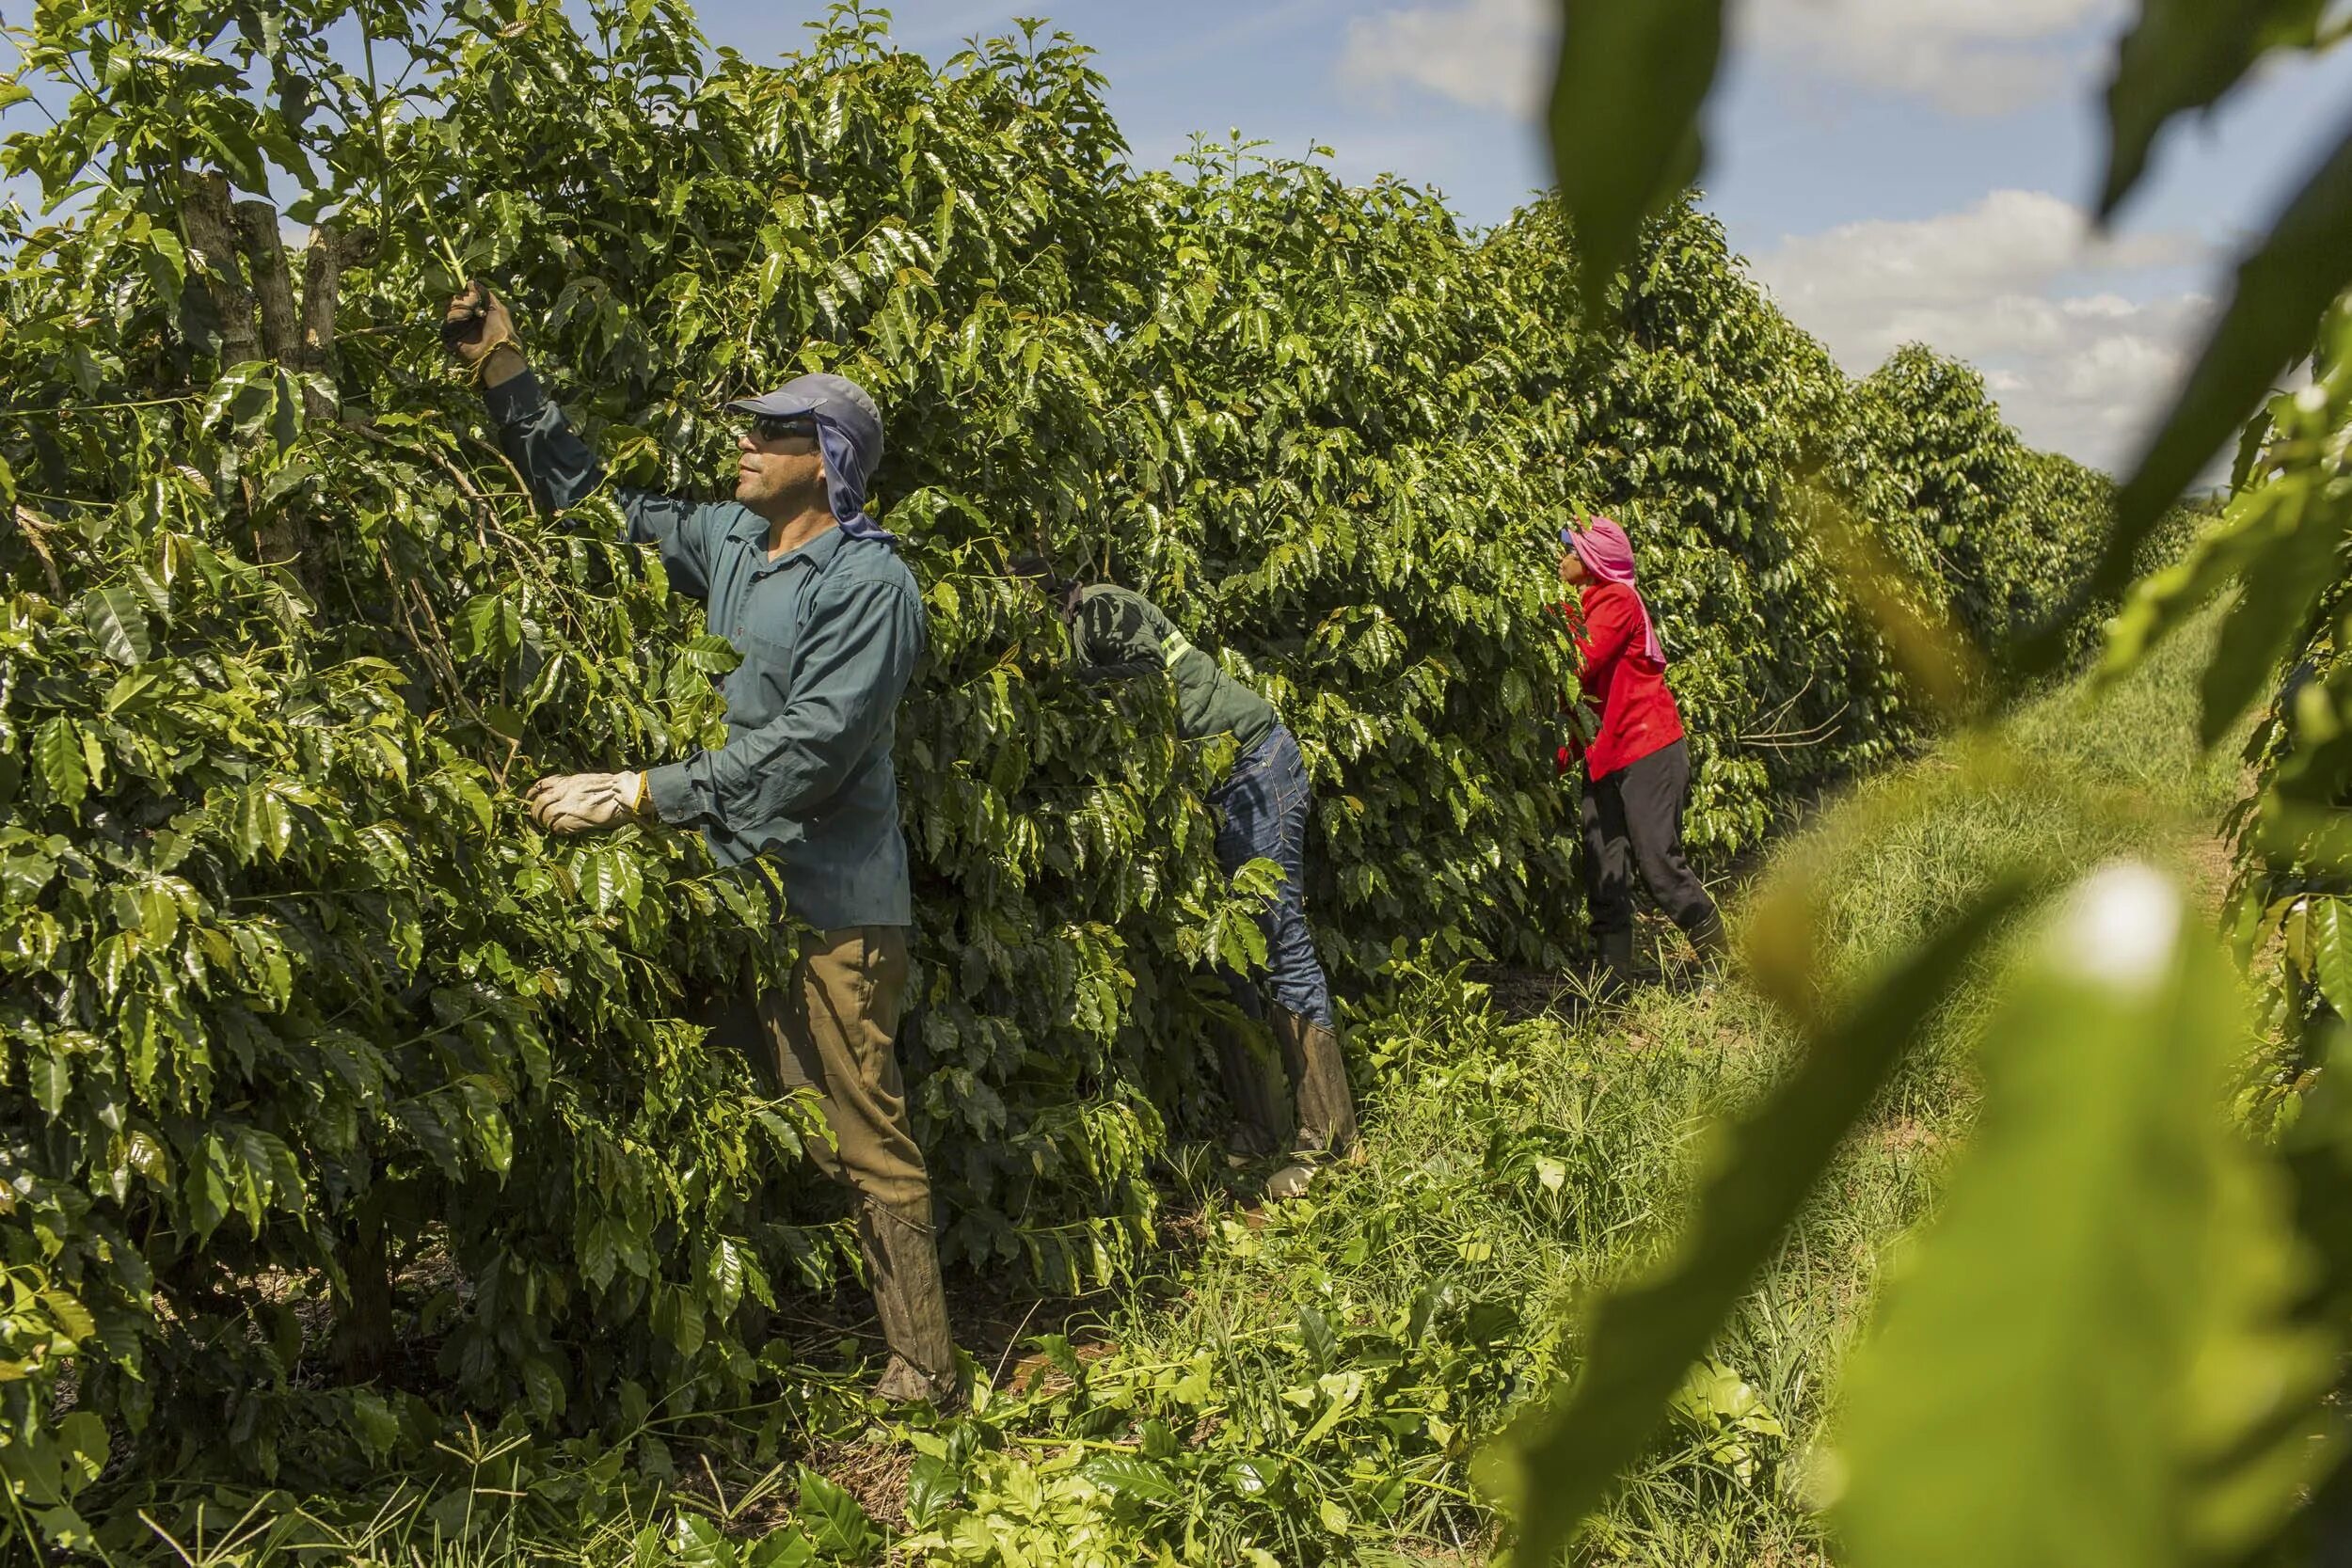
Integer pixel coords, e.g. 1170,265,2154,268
726,372,895,545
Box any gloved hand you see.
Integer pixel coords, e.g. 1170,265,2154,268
442,282,524,383
524,771,649,835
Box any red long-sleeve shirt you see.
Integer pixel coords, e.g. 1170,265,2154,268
1570,581,1683,780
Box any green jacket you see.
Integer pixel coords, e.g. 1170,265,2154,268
1068,584,1276,758
487,370,925,931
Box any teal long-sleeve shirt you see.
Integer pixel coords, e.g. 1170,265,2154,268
485,370,926,932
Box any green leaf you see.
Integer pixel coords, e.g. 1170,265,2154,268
705,1236,746,1316
81,586,151,664
237,783,294,862
452,594,523,663
795,1466,879,1561
53,1410,105,1495
1473,878,2036,1561
2100,0,2326,217
2086,121,2352,646
1548,0,1727,319
395,1099,465,1180
1836,866,2332,1568
580,1216,622,1291
35,718,87,809
1081,1453,1182,1503
2097,483,2280,686
2312,899,2352,1020
202,361,275,430
2230,402,2276,493
269,366,301,452
2195,485,2350,744
40,1290,96,1344
33,1504,94,1550
579,846,642,915
347,1392,401,1461
28,1053,68,1117
520,1355,567,1423
747,1528,817,1568
905,1455,962,1528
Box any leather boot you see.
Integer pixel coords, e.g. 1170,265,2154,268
1266,1007,1359,1199
1216,1018,1291,1160
856,1195,961,1408
1595,927,1635,1001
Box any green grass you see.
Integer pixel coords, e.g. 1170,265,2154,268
92,619,2244,1567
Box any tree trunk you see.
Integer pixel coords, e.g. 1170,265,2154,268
296,224,373,422
332,1222,395,1381
180,173,258,367
298,230,342,407
232,198,301,371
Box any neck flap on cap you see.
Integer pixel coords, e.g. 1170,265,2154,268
815,417,897,546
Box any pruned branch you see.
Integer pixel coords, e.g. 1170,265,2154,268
180,172,259,367
233,198,301,370
298,223,375,420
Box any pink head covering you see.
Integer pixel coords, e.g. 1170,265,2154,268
1562,516,1666,664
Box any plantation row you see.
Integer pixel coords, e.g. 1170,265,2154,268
0,0,2111,1511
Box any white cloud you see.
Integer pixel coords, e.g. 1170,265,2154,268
1738,0,2124,114
1748,190,2217,470
1337,0,2123,119
1336,0,1553,118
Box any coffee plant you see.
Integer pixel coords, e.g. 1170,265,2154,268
0,0,2109,1532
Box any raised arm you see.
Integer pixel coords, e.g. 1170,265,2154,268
644,576,926,832
446,283,723,598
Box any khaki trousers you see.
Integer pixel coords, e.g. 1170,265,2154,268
711,927,930,1212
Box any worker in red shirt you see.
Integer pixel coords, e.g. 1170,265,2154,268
1557,517,1726,993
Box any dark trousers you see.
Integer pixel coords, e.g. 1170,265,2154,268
1208,723,1336,1028
1581,738,1720,938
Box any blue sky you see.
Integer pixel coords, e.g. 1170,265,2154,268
688,0,2352,472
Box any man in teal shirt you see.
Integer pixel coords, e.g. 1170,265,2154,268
444,283,955,1405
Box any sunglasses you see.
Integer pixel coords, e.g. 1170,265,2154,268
747,414,818,443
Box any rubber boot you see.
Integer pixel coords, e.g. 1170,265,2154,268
1595,927,1636,1001
1216,1018,1291,1162
1686,911,1729,972
1265,1008,1359,1200
857,1195,961,1408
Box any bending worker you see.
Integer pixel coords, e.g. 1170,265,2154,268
443,284,956,1406
1558,515,1726,994
1010,555,1357,1200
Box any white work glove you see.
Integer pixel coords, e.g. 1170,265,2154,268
524,771,649,835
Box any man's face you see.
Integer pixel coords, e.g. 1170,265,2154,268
736,415,826,511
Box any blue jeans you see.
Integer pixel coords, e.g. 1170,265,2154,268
1209,723,1334,1028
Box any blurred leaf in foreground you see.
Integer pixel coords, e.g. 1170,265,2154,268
1546,0,1728,321
1834,863,2335,1568
2058,122,2352,670
2100,0,2328,218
